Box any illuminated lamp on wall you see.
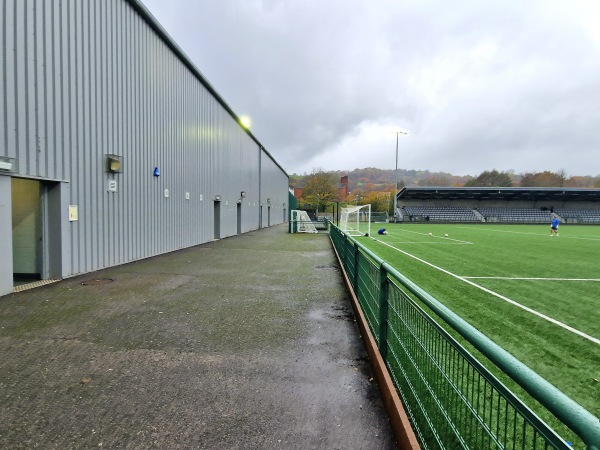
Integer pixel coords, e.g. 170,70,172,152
106,154,122,173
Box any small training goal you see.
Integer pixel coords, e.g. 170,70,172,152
340,204,371,236
290,210,318,233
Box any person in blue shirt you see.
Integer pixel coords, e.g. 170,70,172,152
377,228,387,235
550,214,560,236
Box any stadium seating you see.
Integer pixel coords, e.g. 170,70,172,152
476,207,550,223
400,206,600,224
555,209,600,224
402,206,480,222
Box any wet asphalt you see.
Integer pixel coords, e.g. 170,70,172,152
0,224,396,449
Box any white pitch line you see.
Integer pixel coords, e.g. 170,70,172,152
381,241,468,245
456,226,600,241
395,228,473,245
465,276,600,282
375,240,600,346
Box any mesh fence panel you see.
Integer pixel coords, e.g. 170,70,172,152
356,256,382,344
328,224,591,450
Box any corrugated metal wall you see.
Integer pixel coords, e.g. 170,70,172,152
261,151,290,226
0,0,288,277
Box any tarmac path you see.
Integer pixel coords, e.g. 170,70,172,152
0,224,395,449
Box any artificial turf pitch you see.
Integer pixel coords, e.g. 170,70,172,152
354,223,600,420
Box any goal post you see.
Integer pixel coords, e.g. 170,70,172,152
290,210,318,233
340,204,371,236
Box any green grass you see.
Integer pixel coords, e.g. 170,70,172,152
355,223,600,419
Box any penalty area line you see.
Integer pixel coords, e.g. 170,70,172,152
456,226,600,242
464,276,600,282
379,241,470,245
375,240,600,346
396,228,473,244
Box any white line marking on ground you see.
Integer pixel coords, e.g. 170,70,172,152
464,276,600,282
456,226,600,241
396,228,473,244
375,240,600,345
379,241,468,245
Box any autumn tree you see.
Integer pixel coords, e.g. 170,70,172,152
519,170,567,187
464,170,513,187
564,176,596,188
299,169,338,213
360,190,395,216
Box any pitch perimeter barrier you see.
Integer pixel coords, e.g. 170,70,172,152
329,224,600,450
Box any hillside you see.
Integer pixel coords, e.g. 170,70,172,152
289,168,600,191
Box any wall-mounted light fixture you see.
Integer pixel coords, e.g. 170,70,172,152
239,116,251,129
240,191,246,198
0,156,16,173
106,154,122,173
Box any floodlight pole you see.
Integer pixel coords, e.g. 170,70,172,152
394,130,408,222
395,133,398,200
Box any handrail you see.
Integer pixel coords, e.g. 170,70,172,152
385,262,600,449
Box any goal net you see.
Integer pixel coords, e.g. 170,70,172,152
290,210,318,233
371,211,389,223
340,204,371,236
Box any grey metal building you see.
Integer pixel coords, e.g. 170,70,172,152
0,0,289,296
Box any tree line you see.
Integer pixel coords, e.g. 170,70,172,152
292,168,600,215
463,169,600,188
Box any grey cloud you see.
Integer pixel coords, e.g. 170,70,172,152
142,0,600,176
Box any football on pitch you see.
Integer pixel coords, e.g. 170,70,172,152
444,233,448,237
428,232,432,236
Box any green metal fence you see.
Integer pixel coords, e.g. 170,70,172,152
329,224,600,450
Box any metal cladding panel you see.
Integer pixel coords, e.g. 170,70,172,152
260,150,289,226
0,177,13,296
1,0,287,277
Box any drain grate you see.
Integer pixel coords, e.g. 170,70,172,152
81,278,114,286
316,265,338,271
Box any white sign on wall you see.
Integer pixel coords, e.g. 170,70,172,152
69,205,78,221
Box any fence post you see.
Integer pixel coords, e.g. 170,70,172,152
353,241,360,290
378,264,389,359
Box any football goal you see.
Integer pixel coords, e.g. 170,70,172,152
340,204,371,236
290,210,318,233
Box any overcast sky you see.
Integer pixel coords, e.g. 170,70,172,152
141,0,600,177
